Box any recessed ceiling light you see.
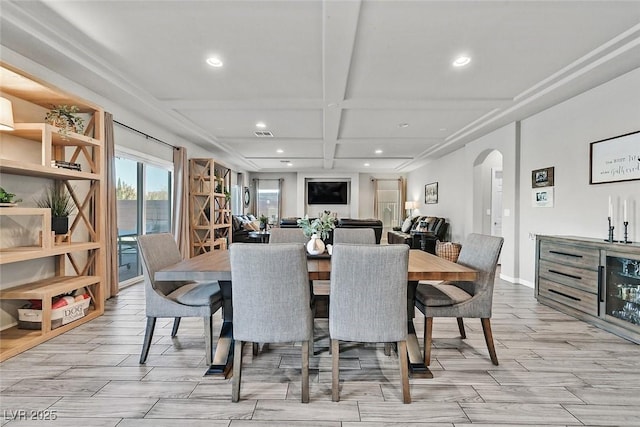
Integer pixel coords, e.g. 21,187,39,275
256,122,266,129
287,162,293,167
398,123,409,128
375,149,383,154
276,149,284,153
364,163,370,167
206,56,223,67
452,56,471,67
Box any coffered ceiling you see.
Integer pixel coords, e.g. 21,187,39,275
1,1,639,173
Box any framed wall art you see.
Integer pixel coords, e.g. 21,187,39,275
532,187,554,208
590,130,640,184
532,167,554,188
425,182,438,204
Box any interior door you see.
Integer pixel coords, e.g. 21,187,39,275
490,168,503,237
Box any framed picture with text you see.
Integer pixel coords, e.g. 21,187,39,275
590,130,640,184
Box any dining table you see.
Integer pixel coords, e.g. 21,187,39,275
155,248,477,378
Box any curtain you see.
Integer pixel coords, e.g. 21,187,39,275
373,179,379,219
104,112,119,298
172,146,189,258
277,178,283,224
372,178,404,227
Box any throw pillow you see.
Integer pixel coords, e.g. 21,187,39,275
242,221,260,231
401,217,413,233
436,241,462,263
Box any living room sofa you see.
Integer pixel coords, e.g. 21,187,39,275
387,216,448,253
231,214,261,243
279,217,383,244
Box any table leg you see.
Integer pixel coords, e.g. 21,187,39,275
406,280,433,378
206,280,234,377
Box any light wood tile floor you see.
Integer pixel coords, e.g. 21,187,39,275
2,275,640,426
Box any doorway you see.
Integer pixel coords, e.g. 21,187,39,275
472,150,503,240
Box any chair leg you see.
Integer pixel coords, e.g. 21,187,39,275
139,317,156,364
384,343,392,356
397,340,411,404
423,316,433,366
301,340,309,403
481,318,499,365
171,317,181,337
457,317,466,339
232,340,243,402
331,339,340,402
203,316,213,365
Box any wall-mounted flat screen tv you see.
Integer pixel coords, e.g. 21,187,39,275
307,181,349,205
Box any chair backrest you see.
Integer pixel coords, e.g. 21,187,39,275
454,233,504,314
138,233,188,295
268,227,309,244
139,233,201,317
329,244,409,343
333,228,376,244
230,243,312,343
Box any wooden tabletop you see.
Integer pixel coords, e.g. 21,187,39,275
156,248,477,282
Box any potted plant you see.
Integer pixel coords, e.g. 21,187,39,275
35,185,76,235
297,211,336,241
45,105,84,139
0,187,22,206
259,214,269,231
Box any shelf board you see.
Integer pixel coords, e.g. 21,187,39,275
0,158,100,180
4,123,100,147
0,309,102,362
0,242,100,264
0,275,101,300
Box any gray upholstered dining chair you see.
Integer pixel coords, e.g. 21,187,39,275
414,233,504,366
268,226,317,354
137,233,223,365
332,228,376,244
329,244,411,404
268,227,309,244
230,243,313,403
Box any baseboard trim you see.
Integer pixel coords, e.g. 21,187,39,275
499,273,534,288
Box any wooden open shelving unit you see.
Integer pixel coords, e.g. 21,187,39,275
0,63,105,361
189,158,231,256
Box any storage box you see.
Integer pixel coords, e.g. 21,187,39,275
18,297,91,330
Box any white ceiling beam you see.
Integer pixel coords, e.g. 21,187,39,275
321,0,362,168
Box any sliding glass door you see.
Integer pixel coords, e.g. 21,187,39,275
115,154,172,284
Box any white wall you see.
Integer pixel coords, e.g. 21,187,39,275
407,123,518,281
407,66,640,287
518,67,640,284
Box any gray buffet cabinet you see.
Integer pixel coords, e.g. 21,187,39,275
536,235,640,344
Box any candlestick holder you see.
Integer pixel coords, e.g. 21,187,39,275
605,216,616,243
623,221,633,244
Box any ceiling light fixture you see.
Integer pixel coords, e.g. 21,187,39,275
375,149,383,154
256,122,266,128
364,163,370,167
452,56,471,67
206,56,223,67
276,149,283,153
398,123,409,128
